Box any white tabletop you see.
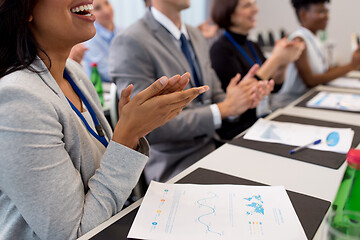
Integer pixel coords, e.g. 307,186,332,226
79,84,360,240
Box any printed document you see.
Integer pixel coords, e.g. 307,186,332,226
243,118,354,153
128,182,307,240
306,91,360,112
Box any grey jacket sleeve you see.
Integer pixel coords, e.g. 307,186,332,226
0,83,148,239
110,33,217,143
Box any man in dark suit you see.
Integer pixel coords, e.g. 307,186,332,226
109,0,273,182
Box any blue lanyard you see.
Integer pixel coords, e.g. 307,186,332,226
63,69,108,148
224,31,262,67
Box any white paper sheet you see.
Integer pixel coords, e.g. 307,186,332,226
306,91,360,112
243,118,354,154
327,77,360,89
128,182,307,240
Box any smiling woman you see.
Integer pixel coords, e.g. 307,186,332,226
0,0,208,239
209,0,304,139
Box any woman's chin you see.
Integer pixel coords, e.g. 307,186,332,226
81,28,97,42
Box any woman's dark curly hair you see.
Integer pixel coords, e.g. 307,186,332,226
0,0,49,78
291,0,330,20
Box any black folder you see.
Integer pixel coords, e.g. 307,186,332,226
91,168,330,240
295,90,360,114
229,115,360,169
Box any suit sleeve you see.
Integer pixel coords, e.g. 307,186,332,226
109,32,218,143
0,83,148,239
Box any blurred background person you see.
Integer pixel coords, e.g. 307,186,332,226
272,0,360,109
109,0,273,183
70,0,120,83
210,0,304,139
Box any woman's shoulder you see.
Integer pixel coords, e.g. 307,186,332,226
210,35,235,55
0,68,62,130
0,67,44,91
211,34,232,47
288,28,306,41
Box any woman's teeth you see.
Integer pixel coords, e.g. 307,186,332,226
71,4,94,16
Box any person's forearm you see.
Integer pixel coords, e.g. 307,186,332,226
217,101,231,119
303,63,355,87
217,100,248,119
112,129,139,150
256,56,281,80
272,64,287,84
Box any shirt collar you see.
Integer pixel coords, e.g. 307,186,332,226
94,21,116,42
151,7,189,40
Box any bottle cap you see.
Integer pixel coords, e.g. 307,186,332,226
91,62,98,67
347,149,360,169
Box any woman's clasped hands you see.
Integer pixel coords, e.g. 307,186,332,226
112,73,209,149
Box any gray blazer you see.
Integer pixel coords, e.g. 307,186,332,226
0,58,149,240
109,10,226,182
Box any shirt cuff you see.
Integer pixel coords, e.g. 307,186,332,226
210,104,222,129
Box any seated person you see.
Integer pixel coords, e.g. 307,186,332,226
109,0,273,183
0,0,207,238
210,0,304,139
70,0,120,82
272,0,360,109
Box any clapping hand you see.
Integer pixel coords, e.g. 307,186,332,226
113,74,209,149
251,79,275,108
272,38,305,66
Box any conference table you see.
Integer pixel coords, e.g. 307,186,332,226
78,82,360,240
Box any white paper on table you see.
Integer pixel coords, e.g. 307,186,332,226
327,77,360,89
306,91,360,112
243,118,354,154
128,181,307,240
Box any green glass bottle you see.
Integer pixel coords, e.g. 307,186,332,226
332,149,360,213
90,63,104,106
329,149,360,238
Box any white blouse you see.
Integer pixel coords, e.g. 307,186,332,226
272,27,328,109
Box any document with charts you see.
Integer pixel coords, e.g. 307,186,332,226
306,91,360,112
128,181,307,240
244,118,354,154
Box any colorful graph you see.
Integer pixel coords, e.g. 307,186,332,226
244,195,264,216
196,192,223,236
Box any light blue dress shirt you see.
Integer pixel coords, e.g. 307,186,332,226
83,22,120,82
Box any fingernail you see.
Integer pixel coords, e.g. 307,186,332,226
199,86,209,94
199,88,206,94
183,72,190,77
160,77,168,86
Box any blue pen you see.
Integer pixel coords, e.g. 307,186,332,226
290,139,322,154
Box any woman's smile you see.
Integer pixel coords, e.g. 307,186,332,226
71,2,96,22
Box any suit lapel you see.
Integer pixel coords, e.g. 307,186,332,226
32,58,65,98
144,11,196,87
